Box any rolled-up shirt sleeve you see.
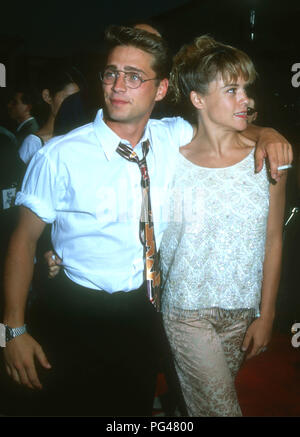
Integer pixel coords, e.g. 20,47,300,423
15,150,59,224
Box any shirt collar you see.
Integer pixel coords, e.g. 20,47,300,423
17,117,34,132
93,109,151,161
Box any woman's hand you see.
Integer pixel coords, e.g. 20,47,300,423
241,316,274,360
44,250,62,279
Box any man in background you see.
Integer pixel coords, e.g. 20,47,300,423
7,89,39,149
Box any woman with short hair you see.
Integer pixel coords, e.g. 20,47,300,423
160,35,286,416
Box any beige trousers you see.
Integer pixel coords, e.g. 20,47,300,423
163,308,255,417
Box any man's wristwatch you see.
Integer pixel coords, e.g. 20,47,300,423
5,325,27,342
0,323,27,347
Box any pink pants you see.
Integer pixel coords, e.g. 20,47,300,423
163,308,255,416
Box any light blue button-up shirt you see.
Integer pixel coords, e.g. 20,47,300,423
16,109,193,292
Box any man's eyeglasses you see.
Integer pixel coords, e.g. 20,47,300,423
247,107,257,116
100,69,157,89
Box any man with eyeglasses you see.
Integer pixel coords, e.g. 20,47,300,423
1,25,292,417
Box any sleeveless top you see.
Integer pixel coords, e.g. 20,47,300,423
160,148,270,318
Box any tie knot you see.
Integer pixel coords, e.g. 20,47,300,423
116,143,137,163
116,140,150,164
116,141,150,187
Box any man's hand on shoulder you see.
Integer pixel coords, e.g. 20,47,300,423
242,125,293,182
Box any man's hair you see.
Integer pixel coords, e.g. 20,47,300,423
104,25,171,81
14,87,37,108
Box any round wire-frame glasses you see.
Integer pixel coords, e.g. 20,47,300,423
100,69,157,89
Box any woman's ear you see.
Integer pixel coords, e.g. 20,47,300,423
190,91,204,110
42,89,52,104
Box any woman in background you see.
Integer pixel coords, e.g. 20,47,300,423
160,36,286,416
18,66,79,165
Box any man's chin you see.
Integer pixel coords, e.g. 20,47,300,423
103,107,131,124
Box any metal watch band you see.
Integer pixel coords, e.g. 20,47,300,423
5,324,27,342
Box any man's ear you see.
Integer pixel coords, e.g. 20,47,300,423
190,91,205,109
155,78,169,102
42,89,52,104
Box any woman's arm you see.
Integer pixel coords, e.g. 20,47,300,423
242,173,287,359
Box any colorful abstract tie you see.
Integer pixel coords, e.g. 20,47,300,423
116,140,161,311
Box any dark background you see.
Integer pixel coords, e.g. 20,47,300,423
1,0,300,139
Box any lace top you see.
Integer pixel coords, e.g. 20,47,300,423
160,148,270,318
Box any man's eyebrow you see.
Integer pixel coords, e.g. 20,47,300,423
105,65,146,75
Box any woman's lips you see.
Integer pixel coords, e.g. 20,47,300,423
234,112,247,119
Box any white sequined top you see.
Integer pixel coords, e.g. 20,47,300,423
160,148,270,318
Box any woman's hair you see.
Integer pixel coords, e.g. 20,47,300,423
170,35,257,108
34,65,81,124
104,25,171,81
37,65,80,97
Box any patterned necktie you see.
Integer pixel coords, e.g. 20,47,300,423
116,140,161,311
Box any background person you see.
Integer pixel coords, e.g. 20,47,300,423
247,97,258,124
0,126,25,319
18,66,80,165
7,89,39,149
